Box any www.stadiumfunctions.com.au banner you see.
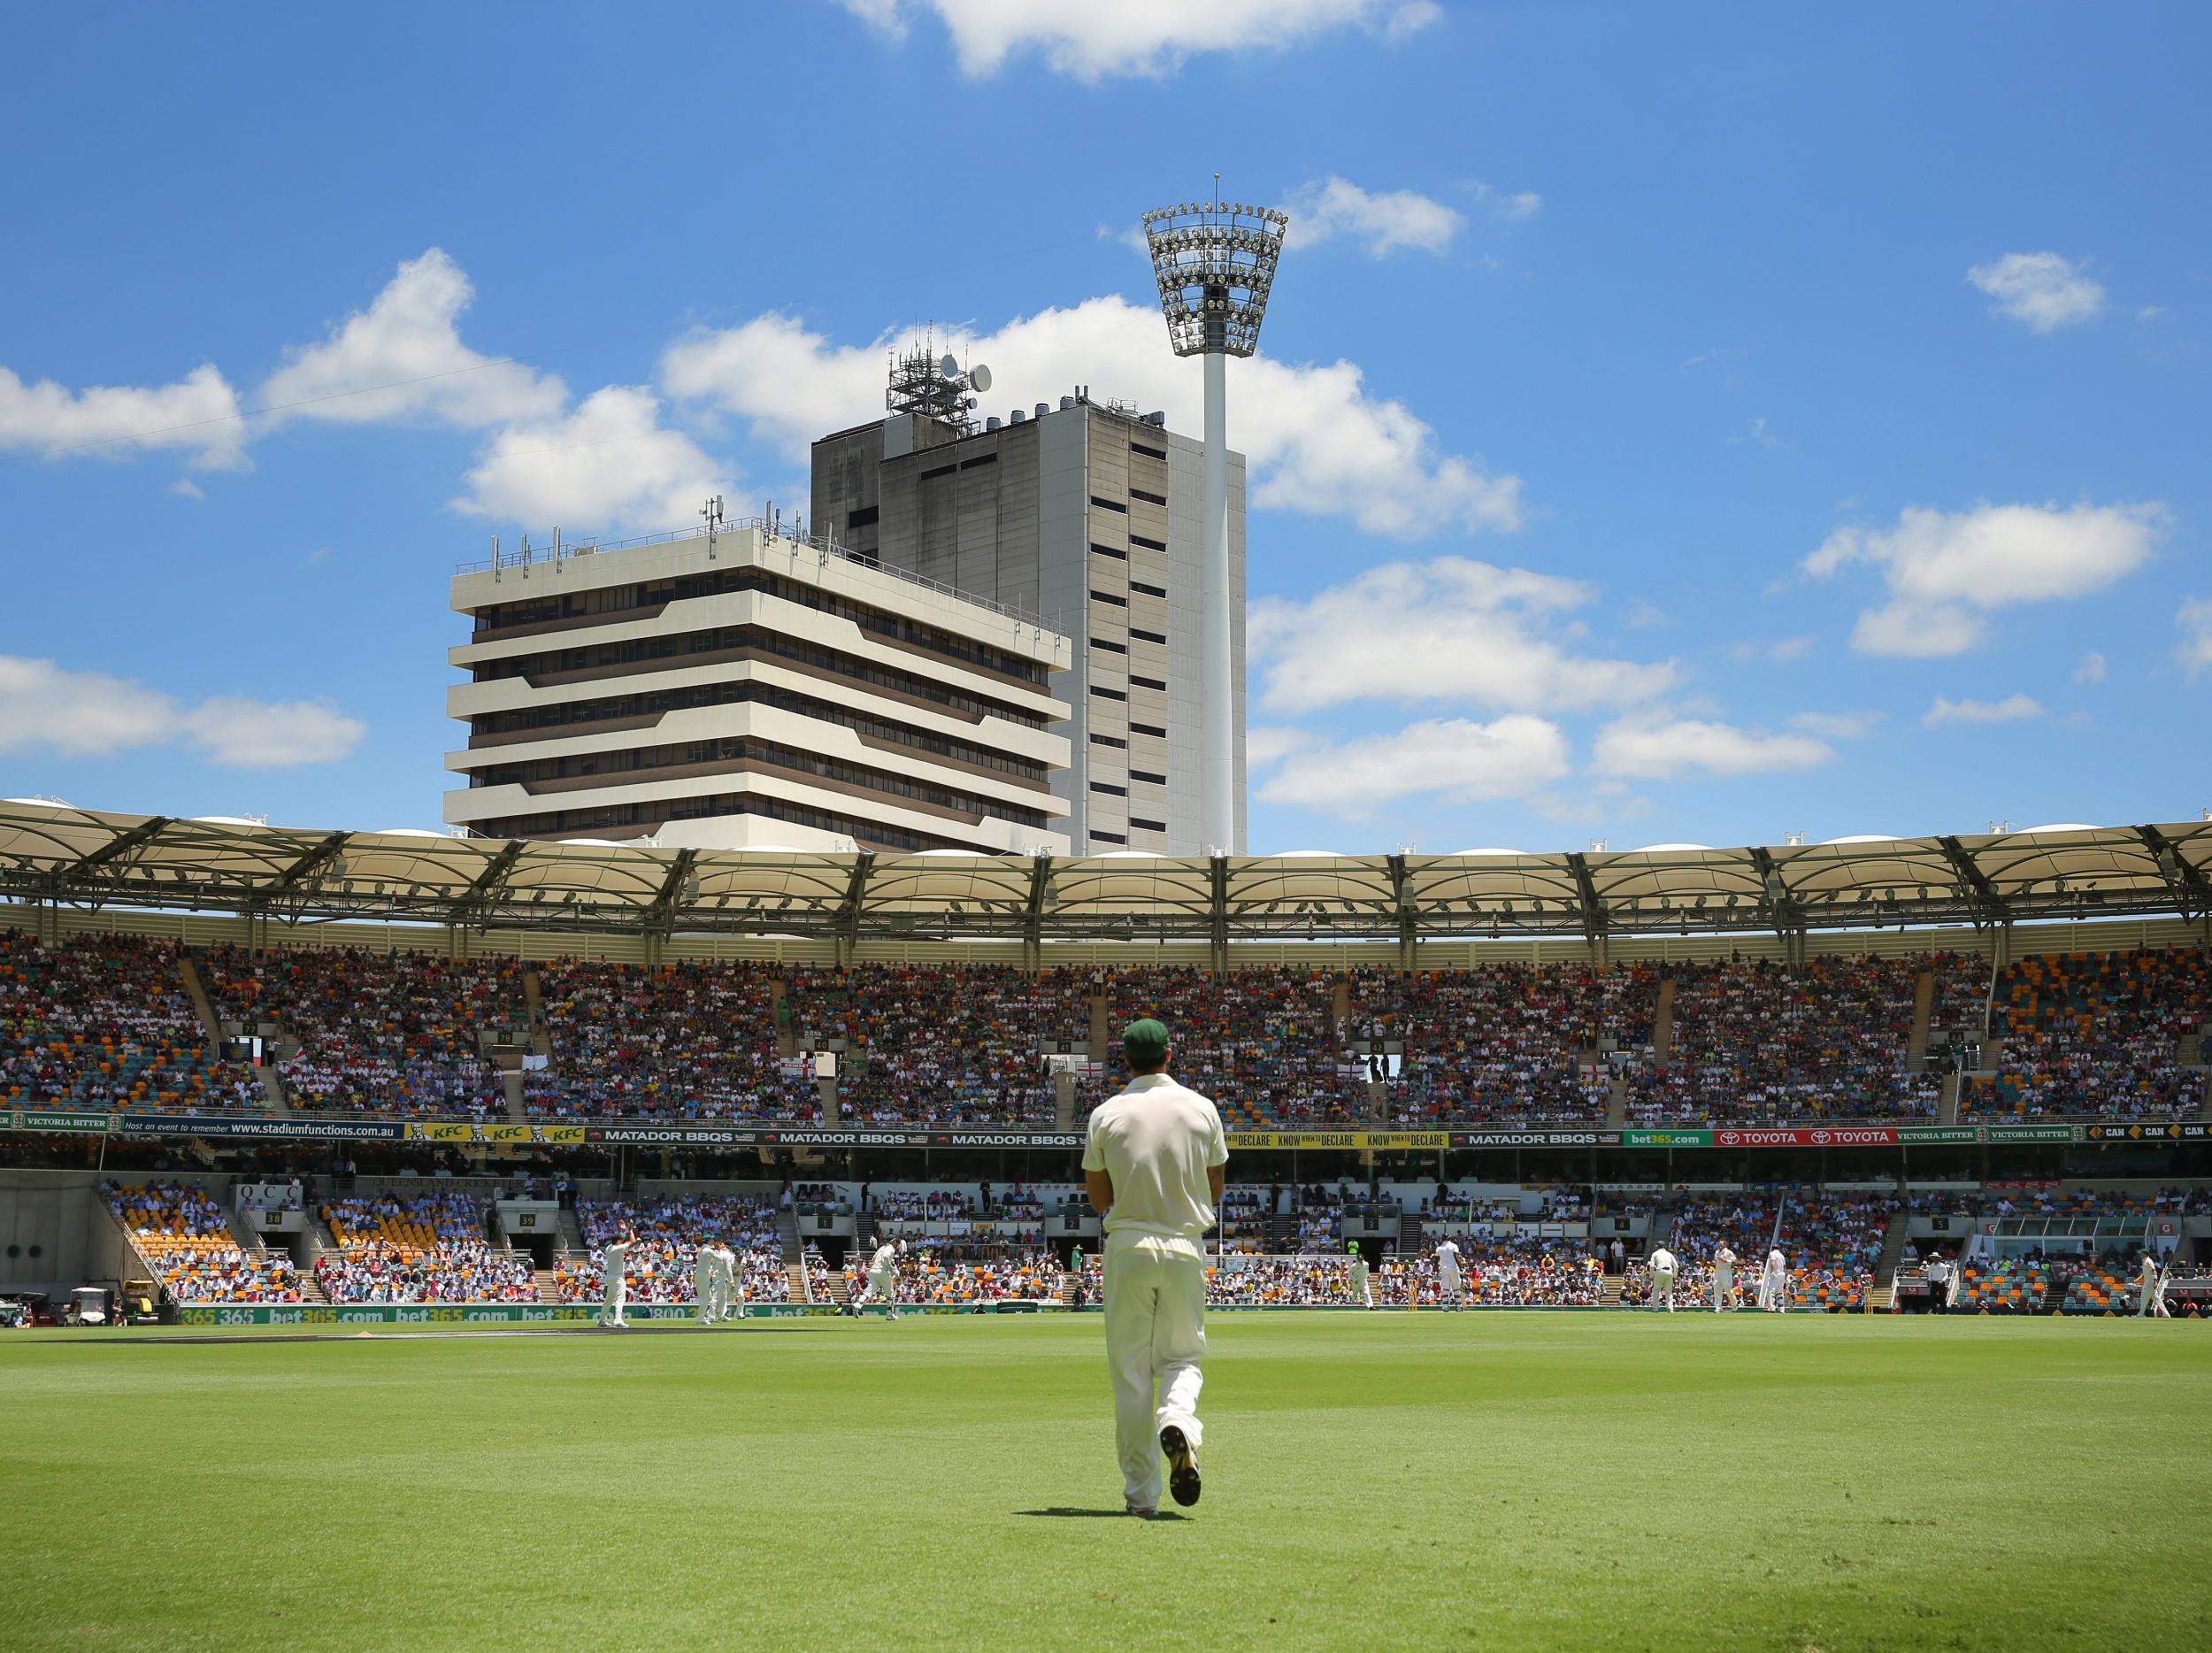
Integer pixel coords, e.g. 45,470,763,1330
4,1111,2193,1149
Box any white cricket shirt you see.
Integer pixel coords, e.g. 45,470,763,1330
1082,1072,1228,1241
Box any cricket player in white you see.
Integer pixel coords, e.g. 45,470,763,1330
696,1240,736,1324
1711,1245,1738,1311
1647,1246,1678,1311
1758,1246,1786,1312
1348,1242,1374,1309
1084,1018,1226,1518
2138,1252,2162,1318
1434,1237,1464,1309
595,1227,634,1328
856,1237,902,1319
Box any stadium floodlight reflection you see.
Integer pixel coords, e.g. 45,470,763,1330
1143,188,1289,855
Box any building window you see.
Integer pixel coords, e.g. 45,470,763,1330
959,452,998,469
1090,686,1127,702
846,504,879,529
1131,628,1167,645
1093,638,1126,654
1131,442,1167,461
1088,496,1127,513
1089,542,1127,560
1130,488,1167,506
1089,589,1127,607
919,462,957,481
1131,771,1166,785
1131,534,1166,551
1090,781,1127,796
1091,831,1127,846
1131,675,1167,691
1132,722,1166,737
1132,580,1167,598
1089,733,1128,749
1132,819,1168,832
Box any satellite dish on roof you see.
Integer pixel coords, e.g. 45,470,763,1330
968,363,992,394
939,353,960,379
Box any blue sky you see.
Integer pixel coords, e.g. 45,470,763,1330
2,1,2207,854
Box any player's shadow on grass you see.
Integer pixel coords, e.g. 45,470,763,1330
1018,1508,1187,1521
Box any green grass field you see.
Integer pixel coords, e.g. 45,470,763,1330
3,1313,2204,1651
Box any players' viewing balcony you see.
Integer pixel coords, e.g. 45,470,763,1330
4,932,258,1111
102,1180,303,1303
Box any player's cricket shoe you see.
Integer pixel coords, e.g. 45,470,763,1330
1125,1500,1157,1519
1159,1426,1200,1507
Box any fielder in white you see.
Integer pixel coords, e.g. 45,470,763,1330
1647,1245,1678,1311
2138,1252,2166,1318
1434,1237,1465,1310
595,1227,634,1328
1711,1245,1739,1312
695,1239,737,1324
1084,1017,1226,1518
853,1237,902,1319
1758,1246,1786,1312
1348,1242,1374,1309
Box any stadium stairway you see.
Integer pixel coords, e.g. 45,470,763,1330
1087,993,1110,1065
1872,1209,1909,1308
1599,1275,1623,1309
1937,1073,1962,1127
1652,979,1677,1063
1267,1211,1301,1253
176,955,225,1055
1603,1073,1628,1130
1909,968,1935,1065
534,1266,560,1306
555,1207,586,1256
775,1203,801,1265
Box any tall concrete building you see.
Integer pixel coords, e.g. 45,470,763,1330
443,524,1073,856
810,392,1246,854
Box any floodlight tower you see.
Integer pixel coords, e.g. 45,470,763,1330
1143,188,1288,856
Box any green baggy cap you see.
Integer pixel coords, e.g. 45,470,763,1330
1122,1018,1171,1068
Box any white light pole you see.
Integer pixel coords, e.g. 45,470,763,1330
1143,192,1287,856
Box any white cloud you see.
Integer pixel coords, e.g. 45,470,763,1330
0,363,245,468
1788,710,1883,741
848,0,1440,81
2177,597,2212,680
1729,635,1815,663
453,386,731,531
169,477,205,501
1249,556,1675,716
1624,599,1668,631
1967,251,2106,333
1804,501,2163,657
0,655,364,768
664,296,1523,537
1923,693,2045,727
1591,714,1835,780
2073,651,2107,684
1469,180,1541,219
259,249,565,430
1256,715,1570,817
1245,726,1317,771
1286,177,1463,257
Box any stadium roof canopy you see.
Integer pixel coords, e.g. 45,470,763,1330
0,801,2208,946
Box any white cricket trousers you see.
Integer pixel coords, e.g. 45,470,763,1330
1102,1232,1207,1511
600,1276,626,1325
1654,1274,1674,1311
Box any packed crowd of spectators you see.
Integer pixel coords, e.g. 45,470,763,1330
103,1180,302,1302
790,965,1090,1125
1963,948,2210,1119
533,959,810,1120
838,1247,1064,1305
1622,1192,1779,1307
1209,1256,1363,1305
4,933,257,1111
207,945,514,1116
1101,966,1356,1125
317,1190,534,1302
1626,954,1974,1124
1375,1242,1603,1307
1776,1192,1896,1311
557,1194,786,1304
1217,1188,1271,1255
1348,964,1655,1124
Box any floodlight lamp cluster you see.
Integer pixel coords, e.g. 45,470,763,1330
1142,200,1288,358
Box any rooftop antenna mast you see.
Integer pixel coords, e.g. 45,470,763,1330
1141,184,1288,855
